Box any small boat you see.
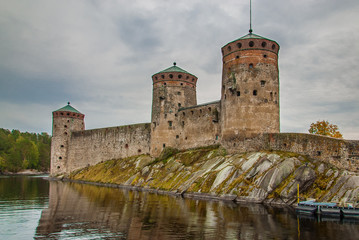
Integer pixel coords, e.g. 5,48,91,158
320,205,341,216
341,207,359,218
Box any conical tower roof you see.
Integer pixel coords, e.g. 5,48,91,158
53,102,82,114
153,62,197,78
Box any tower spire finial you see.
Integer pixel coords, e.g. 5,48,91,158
249,0,253,34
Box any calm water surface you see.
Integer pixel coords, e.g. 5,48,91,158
0,176,358,239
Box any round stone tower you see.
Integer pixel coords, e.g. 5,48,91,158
220,32,280,141
50,102,84,176
150,63,198,156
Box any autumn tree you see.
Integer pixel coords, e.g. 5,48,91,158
308,120,343,139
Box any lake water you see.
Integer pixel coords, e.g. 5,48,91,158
0,176,358,239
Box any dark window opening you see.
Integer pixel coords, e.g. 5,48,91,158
67,113,70,116
164,82,167,86
236,91,240,96
185,137,188,140
191,111,194,115
178,103,181,108
236,55,239,59
67,120,70,122
163,144,166,148
64,125,67,128
169,74,173,78
192,78,194,82
182,112,185,116
168,121,172,127
272,44,276,50
237,42,242,48
182,121,185,126
60,145,64,148
249,41,254,47
200,109,202,114
224,94,226,99
175,114,178,117
125,144,129,148
178,74,182,79
227,46,231,51
177,92,181,95
216,135,219,140
59,156,62,160
249,63,253,68
176,135,179,139
153,122,156,127
208,107,211,112
263,54,267,58
317,151,321,156
261,42,267,47
284,143,287,147
64,132,67,135
186,76,189,79
164,114,167,118
261,80,266,87
57,166,60,169
60,113,64,115
138,149,141,153
180,83,183,86
155,76,158,80
161,74,165,79
253,90,257,96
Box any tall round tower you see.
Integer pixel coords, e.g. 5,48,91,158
150,63,198,156
220,32,280,141
50,103,84,176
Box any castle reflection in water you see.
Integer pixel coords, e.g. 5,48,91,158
35,180,359,240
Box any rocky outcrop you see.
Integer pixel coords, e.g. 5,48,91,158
68,146,359,206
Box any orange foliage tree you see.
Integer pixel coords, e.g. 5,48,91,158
308,120,343,139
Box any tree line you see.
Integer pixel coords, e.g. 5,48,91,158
0,128,51,173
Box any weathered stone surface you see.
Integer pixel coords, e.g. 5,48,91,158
69,148,359,206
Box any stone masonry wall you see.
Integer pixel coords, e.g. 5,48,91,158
223,133,359,172
66,123,151,173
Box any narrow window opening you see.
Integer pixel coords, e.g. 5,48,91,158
176,135,179,139
236,91,241,96
208,107,211,112
216,135,219,140
138,149,141,153
272,44,276,50
169,74,173,79
191,111,194,115
261,42,267,47
249,63,253,68
67,113,70,116
161,75,165,79
59,156,62,160
164,82,167,86
249,41,254,47
253,90,257,96
182,112,185,116
57,166,60,169
224,94,227,99
180,83,183,86
182,121,185,126
125,144,129,148
317,151,321,156
64,125,67,128
163,144,166,148
178,74,182,79
263,54,267,58
260,80,266,87
178,103,181,108
164,114,167,118
227,46,231,51
236,55,239,59
60,145,64,148
237,42,242,48
168,121,172,127
200,109,202,114
177,92,181,95
284,143,287,147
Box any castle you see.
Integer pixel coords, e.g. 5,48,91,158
51,31,359,176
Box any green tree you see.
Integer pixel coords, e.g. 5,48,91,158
309,120,343,139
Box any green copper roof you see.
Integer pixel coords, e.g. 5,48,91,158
154,62,196,77
224,32,279,47
54,103,82,114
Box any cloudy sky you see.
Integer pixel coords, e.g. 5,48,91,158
0,0,358,139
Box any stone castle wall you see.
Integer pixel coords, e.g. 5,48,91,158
223,133,359,172
65,123,151,173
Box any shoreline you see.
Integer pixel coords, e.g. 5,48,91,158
48,176,296,208
1,169,49,176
